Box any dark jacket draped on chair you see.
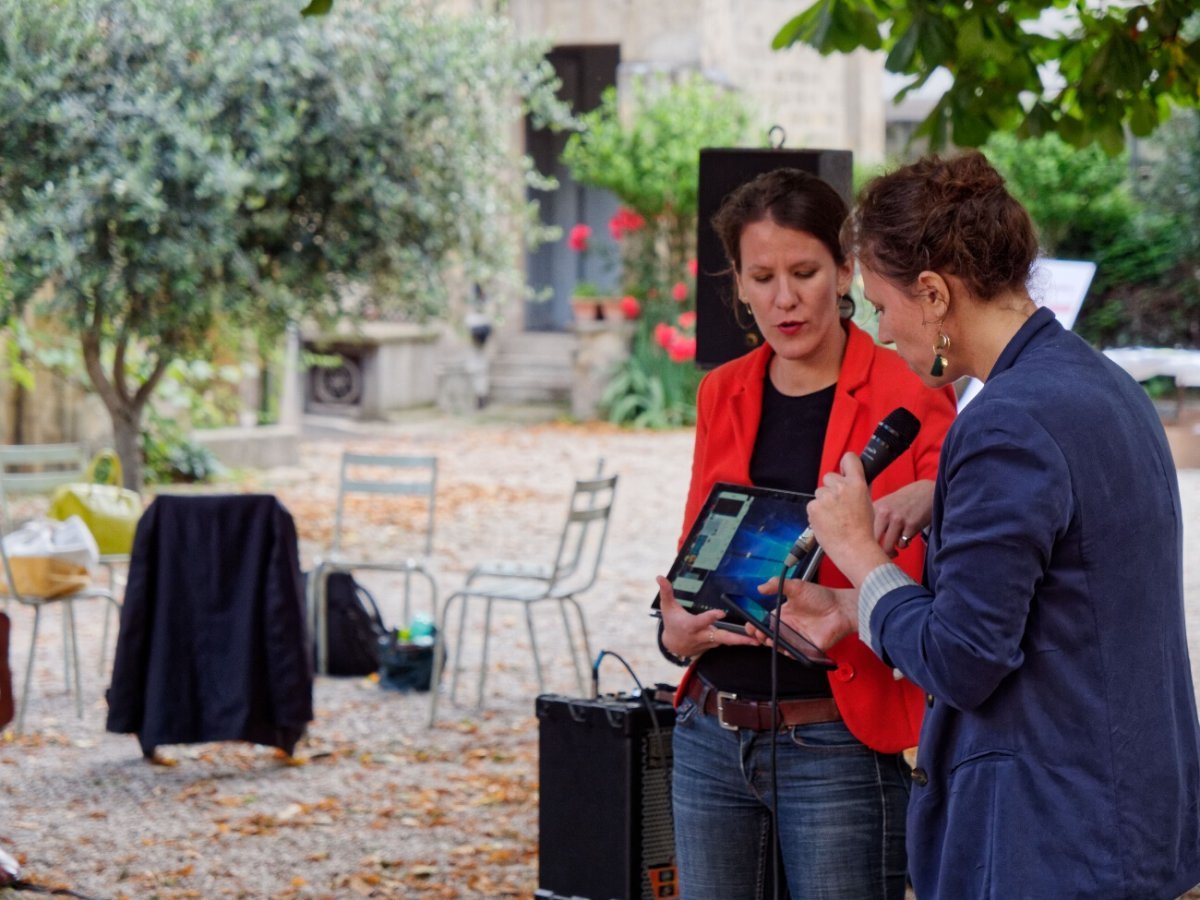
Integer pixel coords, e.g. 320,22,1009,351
106,494,312,756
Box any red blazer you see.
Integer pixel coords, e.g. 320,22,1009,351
676,321,957,752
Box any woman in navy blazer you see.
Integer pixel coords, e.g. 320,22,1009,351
774,151,1200,898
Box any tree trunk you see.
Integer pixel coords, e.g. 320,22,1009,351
89,386,147,492
80,330,168,494
110,405,144,493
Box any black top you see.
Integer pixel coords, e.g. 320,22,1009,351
694,377,836,698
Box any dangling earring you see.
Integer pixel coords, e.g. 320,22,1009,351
931,332,950,377
734,296,752,330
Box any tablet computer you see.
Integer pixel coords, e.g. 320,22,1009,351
714,591,837,670
654,482,813,622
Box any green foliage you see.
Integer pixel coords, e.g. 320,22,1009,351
155,358,248,430
600,322,701,429
775,0,1200,154
1121,108,1200,347
1138,109,1200,261
1089,212,1184,292
3,321,38,392
570,281,602,298
563,77,751,224
563,75,750,298
140,351,234,483
564,75,750,427
984,129,1199,347
983,132,1137,259
141,411,226,484
0,0,570,483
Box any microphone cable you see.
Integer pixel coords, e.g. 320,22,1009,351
592,648,674,879
767,543,827,900
768,558,788,900
591,649,663,737
761,411,918,896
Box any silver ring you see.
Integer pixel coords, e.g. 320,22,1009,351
709,627,716,644
898,534,912,549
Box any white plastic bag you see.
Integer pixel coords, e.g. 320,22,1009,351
1,517,99,598
3,516,100,567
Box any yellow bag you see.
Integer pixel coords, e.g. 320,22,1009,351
4,556,90,598
49,450,142,556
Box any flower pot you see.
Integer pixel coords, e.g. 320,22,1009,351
572,296,623,323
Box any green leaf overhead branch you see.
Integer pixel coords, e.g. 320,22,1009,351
774,0,1200,154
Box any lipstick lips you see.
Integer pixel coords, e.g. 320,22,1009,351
776,320,804,335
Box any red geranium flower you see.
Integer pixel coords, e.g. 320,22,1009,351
667,335,697,363
567,224,591,253
608,207,647,241
687,258,698,277
654,322,678,349
619,295,641,319
677,310,697,329
671,281,689,302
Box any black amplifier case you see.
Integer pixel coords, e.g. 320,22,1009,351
536,693,678,900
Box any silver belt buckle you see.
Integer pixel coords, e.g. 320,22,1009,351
716,691,739,731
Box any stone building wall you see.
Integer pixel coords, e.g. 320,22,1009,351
510,0,885,163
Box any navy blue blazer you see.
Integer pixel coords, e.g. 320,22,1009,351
107,494,313,757
872,309,1200,898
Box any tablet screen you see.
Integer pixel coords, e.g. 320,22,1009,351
661,483,813,621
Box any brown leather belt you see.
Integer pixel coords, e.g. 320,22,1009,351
684,677,840,732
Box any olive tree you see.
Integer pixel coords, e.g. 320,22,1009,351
0,0,567,488
981,130,1198,346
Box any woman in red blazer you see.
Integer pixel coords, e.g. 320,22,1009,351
655,169,955,899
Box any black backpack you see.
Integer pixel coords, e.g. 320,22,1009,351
314,571,385,676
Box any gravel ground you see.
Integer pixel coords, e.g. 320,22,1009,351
1,410,693,899
2,406,1198,899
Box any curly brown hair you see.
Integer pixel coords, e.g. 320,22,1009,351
844,151,1039,301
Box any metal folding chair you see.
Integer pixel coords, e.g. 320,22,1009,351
307,452,439,675
0,445,121,731
429,464,618,723
0,443,129,674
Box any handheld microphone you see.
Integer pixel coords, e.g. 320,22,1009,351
783,407,922,567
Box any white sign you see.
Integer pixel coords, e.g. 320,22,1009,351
1029,258,1096,330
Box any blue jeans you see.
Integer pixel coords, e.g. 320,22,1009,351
672,694,910,900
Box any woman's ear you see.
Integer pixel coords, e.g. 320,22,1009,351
836,257,854,299
915,270,951,320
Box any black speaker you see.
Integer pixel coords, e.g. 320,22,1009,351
536,692,678,900
695,148,854,369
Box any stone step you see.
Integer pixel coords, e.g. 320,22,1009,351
488,373,571,405
489,355,573,377
486,330,575,405
489,365,572,387
492,335,575,363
